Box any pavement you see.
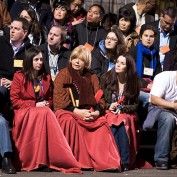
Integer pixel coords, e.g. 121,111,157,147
0,168,177,177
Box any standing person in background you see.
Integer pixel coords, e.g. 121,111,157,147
73,4,107,49
67,0,87,26
53,45,121,172
10,0,52,26
122,0,158,32
0,0,11,35
101,53,140,171
91,28,126,78
10,46,82,173
19,8,43,45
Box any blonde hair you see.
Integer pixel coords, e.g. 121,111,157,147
69,45,92,69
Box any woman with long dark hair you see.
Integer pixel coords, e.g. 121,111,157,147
19,8,42,45
101,53,140,171
10,47,81,173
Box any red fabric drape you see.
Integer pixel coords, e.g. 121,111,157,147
55,110,121,171
12,107,82,173
105,111,153,169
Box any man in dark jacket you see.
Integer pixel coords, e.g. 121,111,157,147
73,3,107,49
141,7,177,69
39,24,71,81
0,17,32,174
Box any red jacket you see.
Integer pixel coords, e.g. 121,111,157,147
10,71,53,109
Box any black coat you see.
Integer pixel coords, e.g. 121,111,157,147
73,21,107,48
91,47,109,79
0,36,32,80
38,43,71,75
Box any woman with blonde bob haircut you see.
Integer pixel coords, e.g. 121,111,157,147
54,45,121,172
69,45,92,69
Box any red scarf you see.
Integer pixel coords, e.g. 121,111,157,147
68,64,96,107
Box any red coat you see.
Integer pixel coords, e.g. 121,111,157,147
10,71,53,109
10,72,82,173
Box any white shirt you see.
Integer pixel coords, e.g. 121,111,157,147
150,71,177,102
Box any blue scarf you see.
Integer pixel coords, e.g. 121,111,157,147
136,41,157,78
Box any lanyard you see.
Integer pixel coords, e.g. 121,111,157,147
48,52,60,76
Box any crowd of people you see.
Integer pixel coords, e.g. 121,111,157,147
0,0,177,174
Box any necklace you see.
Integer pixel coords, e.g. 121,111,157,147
86,22,99,47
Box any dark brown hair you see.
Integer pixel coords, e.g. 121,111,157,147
22,47,46,81
101,53,140,103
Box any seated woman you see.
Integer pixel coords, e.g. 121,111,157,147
128,25,161,123
53,45,121,172
101,13,117,32
112,7,139,51
19,8,43,46
10,47,81,173
91,28,126,78
101,53,140,171
43,0,73,50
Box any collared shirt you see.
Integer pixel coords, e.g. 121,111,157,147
133,4,146,27
158,21,170,69
48,45,60,80
10,40,24,56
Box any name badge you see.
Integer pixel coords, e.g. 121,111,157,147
75,100,79,107
143,67,153,76
160,45,170,54
14,59,23,68
85,42,94,52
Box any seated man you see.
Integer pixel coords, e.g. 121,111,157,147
0,113,16,174
39,25,71,81
143,71,177,170
73,3,107,49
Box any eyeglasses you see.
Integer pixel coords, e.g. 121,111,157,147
105,36,118,42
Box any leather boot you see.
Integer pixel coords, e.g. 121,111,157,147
1,157,16,174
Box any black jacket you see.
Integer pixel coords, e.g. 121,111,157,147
73,21,107,48
38,43,71,75
91,47,109,79
0,35,32,80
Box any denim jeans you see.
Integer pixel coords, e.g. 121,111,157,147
0,114,12,157
154,111,176,163
138,91,150,125
139,91,150,108
111,124,130,166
